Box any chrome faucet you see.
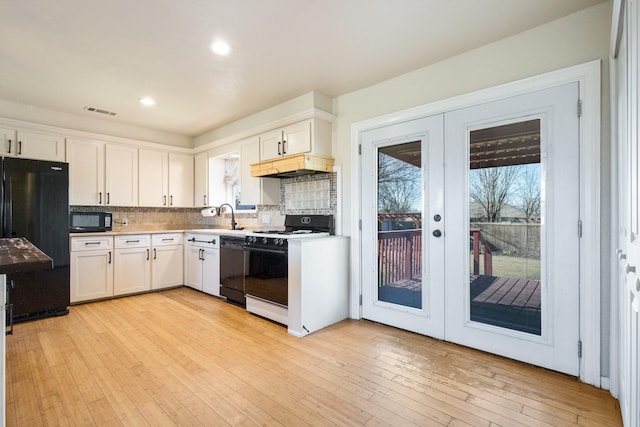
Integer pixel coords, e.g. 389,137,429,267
218,203,237,230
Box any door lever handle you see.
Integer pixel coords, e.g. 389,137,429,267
626,264,636,274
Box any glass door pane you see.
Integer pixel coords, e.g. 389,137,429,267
468,119,542,335
377,141,423,309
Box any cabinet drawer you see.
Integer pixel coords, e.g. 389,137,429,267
152,233,183,246
114,234,150,249
71,236,113,252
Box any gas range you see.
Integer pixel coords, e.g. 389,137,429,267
244,215,333,250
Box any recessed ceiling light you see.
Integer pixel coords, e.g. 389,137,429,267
139,97,156,106
209,40,231,56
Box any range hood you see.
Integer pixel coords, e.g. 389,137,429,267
251,153,334,178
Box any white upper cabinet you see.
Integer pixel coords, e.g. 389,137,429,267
258,119,332,162
16,131,66,162
260,120,312,161
139,149,169,207
168,153,194,207
1,129,65,162
240,137,279,205
68,139,140,207
105,144,138,207
67,139,106,206
0,127,15,156
139,150,193,208
194,151,209,207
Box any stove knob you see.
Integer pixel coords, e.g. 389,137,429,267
262,237,268,244
279,238,285,246
276,238,282,246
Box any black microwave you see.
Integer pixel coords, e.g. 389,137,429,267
70,212,112,232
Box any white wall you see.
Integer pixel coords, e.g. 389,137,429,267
333,1,612,235
332,1,613,376
0,99,193,148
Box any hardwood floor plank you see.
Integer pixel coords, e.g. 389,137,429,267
6,287,622,427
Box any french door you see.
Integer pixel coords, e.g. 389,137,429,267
361,83,581,375
361,115,445,338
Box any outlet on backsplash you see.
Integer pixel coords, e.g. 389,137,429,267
121,217,128,226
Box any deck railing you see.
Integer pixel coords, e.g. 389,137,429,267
378,229,421,286
470,228,493,276
377,226,493,286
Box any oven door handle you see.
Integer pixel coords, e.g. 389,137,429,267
245,247,287,255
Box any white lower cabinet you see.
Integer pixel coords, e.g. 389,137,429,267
72,233,185,303
185,234,220,296
70,236,114,303
151,234,184,290
114,235,151,296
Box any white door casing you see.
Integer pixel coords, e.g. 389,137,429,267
613,0,640,423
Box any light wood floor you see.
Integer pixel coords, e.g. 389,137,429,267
6,287,622,426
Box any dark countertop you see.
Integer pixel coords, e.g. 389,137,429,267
0,238,53,275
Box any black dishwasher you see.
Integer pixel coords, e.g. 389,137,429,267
219,236,247,306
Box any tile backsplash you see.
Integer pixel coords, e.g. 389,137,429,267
71,172,337,231
281,172,336,214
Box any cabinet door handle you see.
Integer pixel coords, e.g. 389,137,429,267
278,141,281,156
99,192,103,204
161,238,174,242
163,195,167,206
107,192,110,204
108,251,112,264
201,248,205,261
203,195,207,205
7,139,11,154
126,239,140,243
17,141,22,155
170,195,173,206
146,249,150,260
282,139,286,155
84,241,101,245
153,248,157,259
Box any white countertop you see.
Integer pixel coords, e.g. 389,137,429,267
70,227,251,238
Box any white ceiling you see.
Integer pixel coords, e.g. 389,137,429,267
1,0,607,137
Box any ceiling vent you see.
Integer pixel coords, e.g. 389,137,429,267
83,106,117,116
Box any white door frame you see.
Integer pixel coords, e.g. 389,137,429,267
350,60,601,386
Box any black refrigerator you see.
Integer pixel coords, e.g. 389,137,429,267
2,157,70,322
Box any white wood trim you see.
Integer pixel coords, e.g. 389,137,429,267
350,60,602,386
350,122,363,319
0,117,193,154
578,61,602,387
608,57,621,398
611,0,625,59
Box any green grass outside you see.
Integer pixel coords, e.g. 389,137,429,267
471,254,541,280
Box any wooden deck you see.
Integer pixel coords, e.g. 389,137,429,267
378,277,423,309
379,275,542,335
470,274,541,335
